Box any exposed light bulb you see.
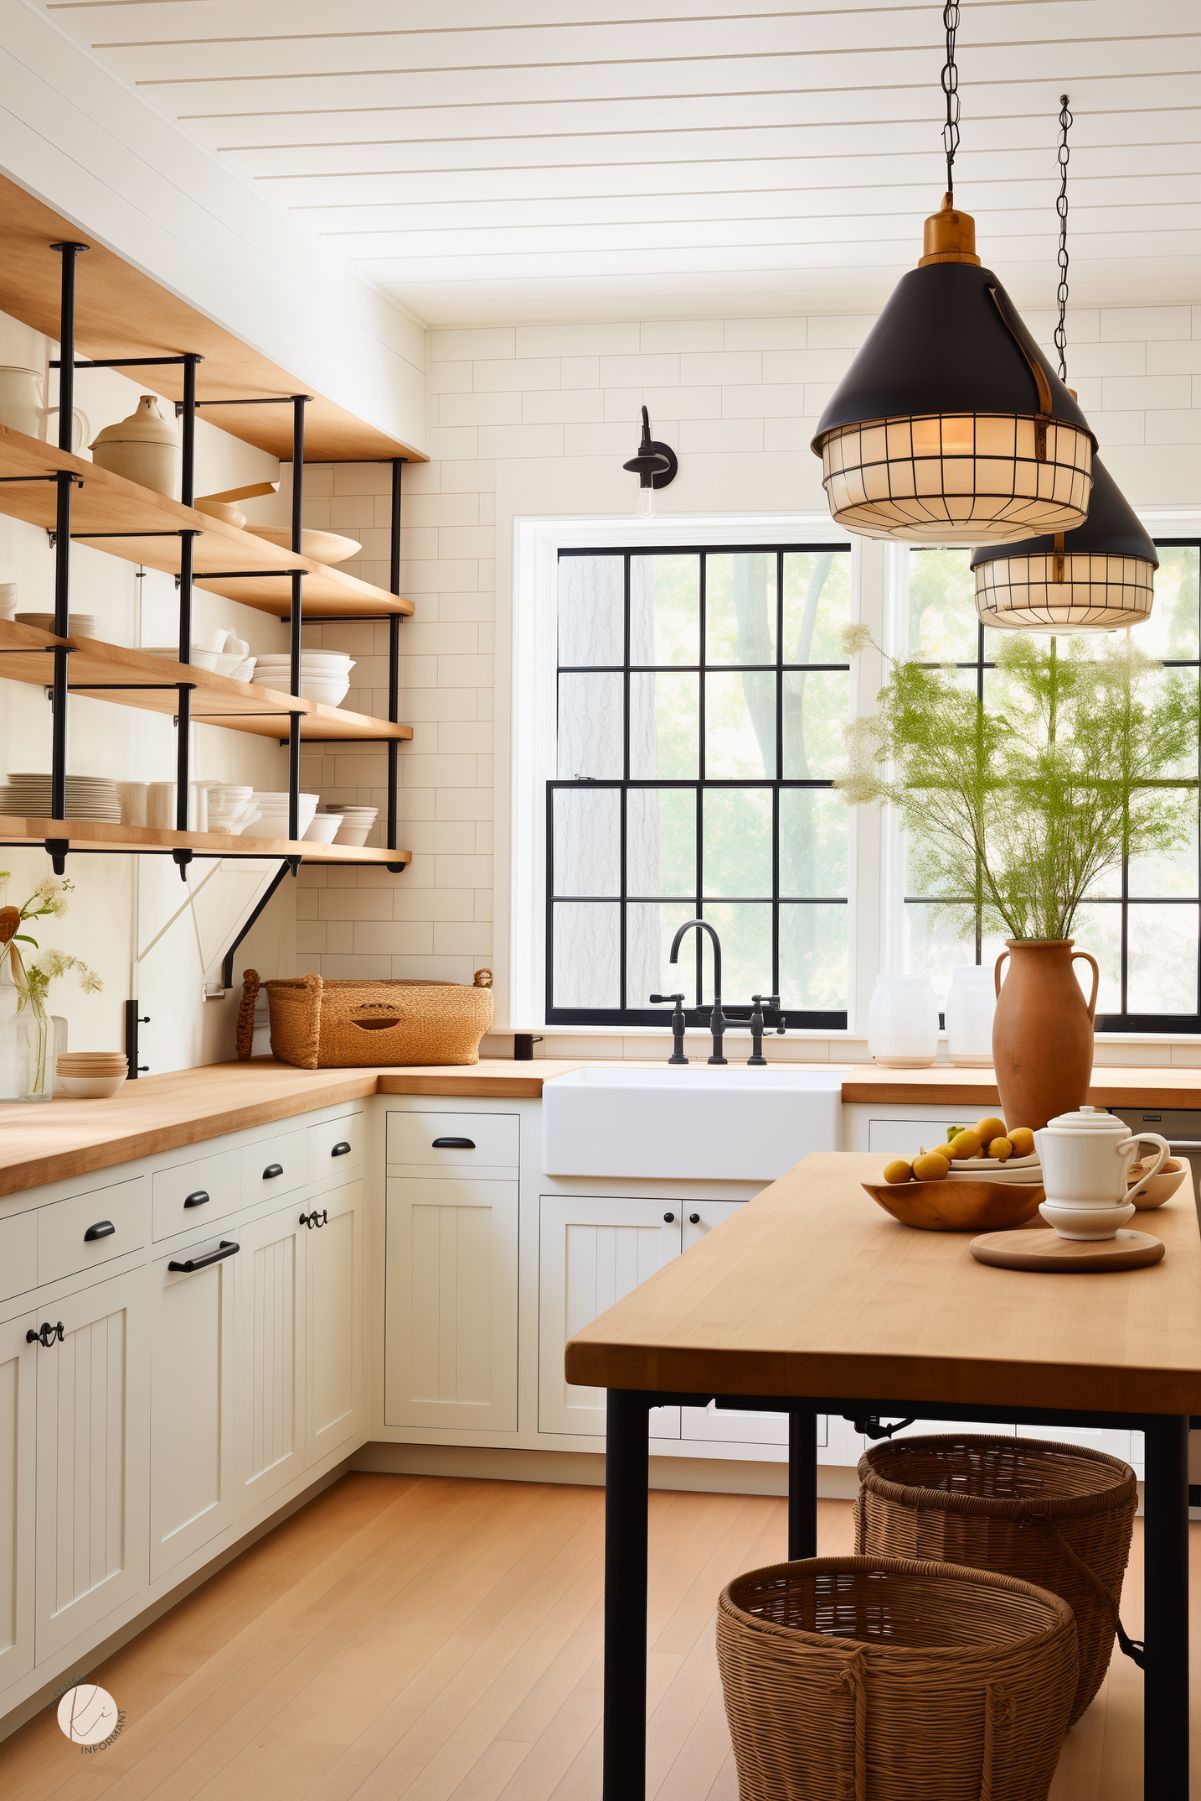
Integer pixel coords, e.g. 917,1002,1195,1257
636,484,656,518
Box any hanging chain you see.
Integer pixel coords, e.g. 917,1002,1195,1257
1054,93,1072,382
941,2,961,199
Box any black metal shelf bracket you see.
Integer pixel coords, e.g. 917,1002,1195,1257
48,241,88,838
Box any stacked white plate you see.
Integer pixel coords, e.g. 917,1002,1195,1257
253,651,354,707
1,773,120,820
322,803,378,847
942,1153,1042,1185
243,791,319,840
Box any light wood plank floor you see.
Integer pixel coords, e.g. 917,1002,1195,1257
0,1473,1194,1799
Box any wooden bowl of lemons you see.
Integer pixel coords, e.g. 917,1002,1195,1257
864,1115,1044,1231
863,1177,1044,1233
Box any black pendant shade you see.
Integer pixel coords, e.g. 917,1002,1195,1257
971,456,1158,631
812,220,1098,545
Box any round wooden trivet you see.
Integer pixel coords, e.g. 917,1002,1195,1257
969,1229,1165,1273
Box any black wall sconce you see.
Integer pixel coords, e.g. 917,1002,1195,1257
623,405,677,516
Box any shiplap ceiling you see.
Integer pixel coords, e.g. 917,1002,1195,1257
36,0,1201,324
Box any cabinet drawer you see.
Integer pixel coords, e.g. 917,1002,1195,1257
152,1149,241,1240
38,1177,148,1285
308,1112,365,1186
240,1129,309,1204
386,1110,519,1173
0,1209,37,1301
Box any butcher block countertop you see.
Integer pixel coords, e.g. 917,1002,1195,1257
0,1056,1198,1199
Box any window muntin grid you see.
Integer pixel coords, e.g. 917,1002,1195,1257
903,541,1201,1031
547,546,853,1026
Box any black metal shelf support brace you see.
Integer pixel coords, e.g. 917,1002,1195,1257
47,242,87,858
288,396,307,850
387,458,403,866
172,354,202,879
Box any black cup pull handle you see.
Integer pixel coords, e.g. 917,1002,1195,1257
263,1162,284,1179
432,1136,475,1150
184,1190,210,1209
84,1219,116,1242
688,1212,701,1225
168,1240,240,1275
330,1141,352,1157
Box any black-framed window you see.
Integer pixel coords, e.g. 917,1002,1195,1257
903,541,1201,1031
546,545,853,1025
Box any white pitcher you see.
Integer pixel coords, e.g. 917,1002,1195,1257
1035,1106,1169,1241
0,366,89,449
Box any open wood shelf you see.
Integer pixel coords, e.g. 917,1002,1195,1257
0,174,425,464
0,816,411,868
0,425,415,620
0,621,414,744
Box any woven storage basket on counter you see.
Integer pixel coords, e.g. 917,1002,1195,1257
856,1435,1136,1725
236,968,493,1068
717,1555,1077,1801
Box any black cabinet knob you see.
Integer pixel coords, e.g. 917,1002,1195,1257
299,1211,314,1228
663,1211,675,1224
688,1212,701,1225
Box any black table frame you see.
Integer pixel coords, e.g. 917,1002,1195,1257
603,1390,1190,1800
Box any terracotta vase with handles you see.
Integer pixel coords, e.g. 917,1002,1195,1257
992,938,1099,1131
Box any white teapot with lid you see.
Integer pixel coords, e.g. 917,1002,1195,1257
1035,1106,1169,1241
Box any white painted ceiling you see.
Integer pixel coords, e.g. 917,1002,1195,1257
36,0,1201,324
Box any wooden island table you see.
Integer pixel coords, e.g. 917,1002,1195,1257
566,1151,1201,1800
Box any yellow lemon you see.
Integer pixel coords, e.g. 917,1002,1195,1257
988,1136,1014,1162
975,1115,1006,1145
912,1151,951,1182
1008,1127,1035,1157
883,1159,913,1185
946,1131,982,1161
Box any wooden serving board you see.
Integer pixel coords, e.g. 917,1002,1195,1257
970,1228,1166,1272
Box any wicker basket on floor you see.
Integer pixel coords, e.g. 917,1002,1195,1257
717,1555,1077,1801
235,967,493,1068
856,1435,1136,1725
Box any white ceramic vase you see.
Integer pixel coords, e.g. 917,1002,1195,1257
866,973,939,1069
90,395,179,498
944,964,996,1066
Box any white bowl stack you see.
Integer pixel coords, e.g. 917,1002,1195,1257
203,784,258,835
57,1051,127,1099
303,812,343,844
253,651,354,708
244,791,319,840
321,803,378,847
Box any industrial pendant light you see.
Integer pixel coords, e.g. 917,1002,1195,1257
811,4,1096,544
971,100,1157,630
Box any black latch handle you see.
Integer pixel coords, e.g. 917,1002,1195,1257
84,1219,116,1242
432,1136,475,1150
168,1240,240,1274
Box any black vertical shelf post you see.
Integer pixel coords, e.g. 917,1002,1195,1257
386,457,403,855
173,353,202,874
47,242,87,866
287,395,308,847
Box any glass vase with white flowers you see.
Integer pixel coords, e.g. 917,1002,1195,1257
0,874,102,1102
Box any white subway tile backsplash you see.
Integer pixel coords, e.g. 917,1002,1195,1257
428,361,473,393
724,317,810,350
678,417,765,454
477,422,565,457
1102,374,1192,411
430,327,516,361
1100,306,1193,342
474,357,561,392
428,426,479,460
436,391,523,428
521,388,606,423
1145,409,1201,444
723,383,806,417
598,352,680,386
1146,340,1201,375
560,355,600,387
604,384,721,422
642,319,724,353
681,350,762,385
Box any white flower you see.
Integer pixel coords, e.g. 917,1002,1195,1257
840,623,875,657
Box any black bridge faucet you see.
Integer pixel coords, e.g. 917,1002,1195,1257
667,918,727,1065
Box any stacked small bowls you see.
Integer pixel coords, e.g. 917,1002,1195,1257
323,804,377,847
253,651,354,707
244,791,319,840
57,1051,127,1099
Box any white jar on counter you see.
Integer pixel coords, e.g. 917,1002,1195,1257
865,973,939,1068
944,964,996,1066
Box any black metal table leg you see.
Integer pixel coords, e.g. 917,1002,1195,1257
787,1405,819,1560
604,1389,651,1801
1143,1415,1190,1800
